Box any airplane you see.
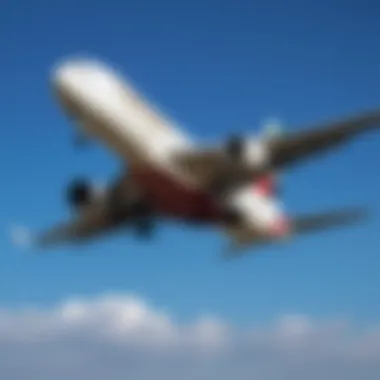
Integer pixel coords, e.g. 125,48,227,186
22,56,379,256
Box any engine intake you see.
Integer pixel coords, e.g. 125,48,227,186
225,136,269,168
66,178,98,209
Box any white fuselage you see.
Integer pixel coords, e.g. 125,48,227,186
51,57,289,242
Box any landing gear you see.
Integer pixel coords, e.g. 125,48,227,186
221,207,242,227
107,186,156,239
131,200,156,239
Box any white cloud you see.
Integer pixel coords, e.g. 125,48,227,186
0,293,379,380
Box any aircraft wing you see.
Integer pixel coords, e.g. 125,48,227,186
29,205,120,248
268,110,380,169
223,207,369,259
175,109,380,190
16,172,151,249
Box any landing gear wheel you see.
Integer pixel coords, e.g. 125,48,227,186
221,207,242,227
132,201,155,239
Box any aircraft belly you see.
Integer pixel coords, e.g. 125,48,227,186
131,165,219,221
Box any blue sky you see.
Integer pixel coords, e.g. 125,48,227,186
0,0,380,330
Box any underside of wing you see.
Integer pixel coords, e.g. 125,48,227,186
31,205,120,248
25,171,155,249
269,110,380,169
174,109,380,191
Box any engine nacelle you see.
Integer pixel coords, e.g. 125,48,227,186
225,136,270,168
66,178,107,210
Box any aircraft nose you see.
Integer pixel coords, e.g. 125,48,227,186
50,57,118,104
50,58,95,115
51,59,83,93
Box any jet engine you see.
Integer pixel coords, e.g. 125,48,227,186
225,135,270,168
66,178,107,210
65,176,155,238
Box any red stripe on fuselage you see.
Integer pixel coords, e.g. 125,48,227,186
131,164,281,230
130,164,220,222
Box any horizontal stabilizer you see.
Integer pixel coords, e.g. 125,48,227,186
291,207,369,235
222,206,369,260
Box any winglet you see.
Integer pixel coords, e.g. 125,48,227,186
9,225,35,249
261,117,284,139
